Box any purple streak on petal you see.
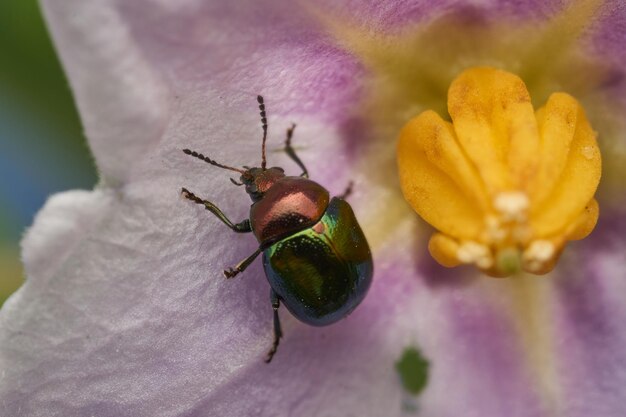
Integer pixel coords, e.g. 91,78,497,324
544,204,626,416
552,258,626,417
581,2,626,107
408,254,546,416
588,2,626,67
116,1,365,122
435,293,545,417
313,0,565,31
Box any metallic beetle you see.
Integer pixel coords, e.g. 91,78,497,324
181,96,373,362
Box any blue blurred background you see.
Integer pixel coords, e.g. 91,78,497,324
0,2,97,305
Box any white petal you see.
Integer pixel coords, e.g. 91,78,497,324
42,0,171,184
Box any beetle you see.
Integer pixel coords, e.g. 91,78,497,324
181,96,373,362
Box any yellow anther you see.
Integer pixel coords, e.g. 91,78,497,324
493,192,529,222
522,240,557,273
457,241,494,269
397,67,601,277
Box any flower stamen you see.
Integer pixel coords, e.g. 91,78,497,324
493,192,529,222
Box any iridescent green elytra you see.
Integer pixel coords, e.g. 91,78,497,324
263,197,373,326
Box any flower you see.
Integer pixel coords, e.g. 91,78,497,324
397,67,601,277
1,1,625,416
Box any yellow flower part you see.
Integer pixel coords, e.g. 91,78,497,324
397,67,601,277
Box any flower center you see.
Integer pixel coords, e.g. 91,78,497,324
397,67,601,277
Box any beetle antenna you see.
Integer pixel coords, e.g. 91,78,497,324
230,178,244,186
182,149,246,174
257,95,268,170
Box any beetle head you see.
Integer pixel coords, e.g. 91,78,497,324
240,167,285,202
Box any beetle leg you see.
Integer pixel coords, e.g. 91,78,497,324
181,187,252,233
283,123,309,178
223,247,262,279
265,289,283,363
338,181,354,200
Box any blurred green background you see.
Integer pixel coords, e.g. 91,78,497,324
0,2,97,306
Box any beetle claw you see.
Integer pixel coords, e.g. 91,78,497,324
265,335,281,363
223,268,239,279
265,333,282,363
265,348,277,363
265,294,282,363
